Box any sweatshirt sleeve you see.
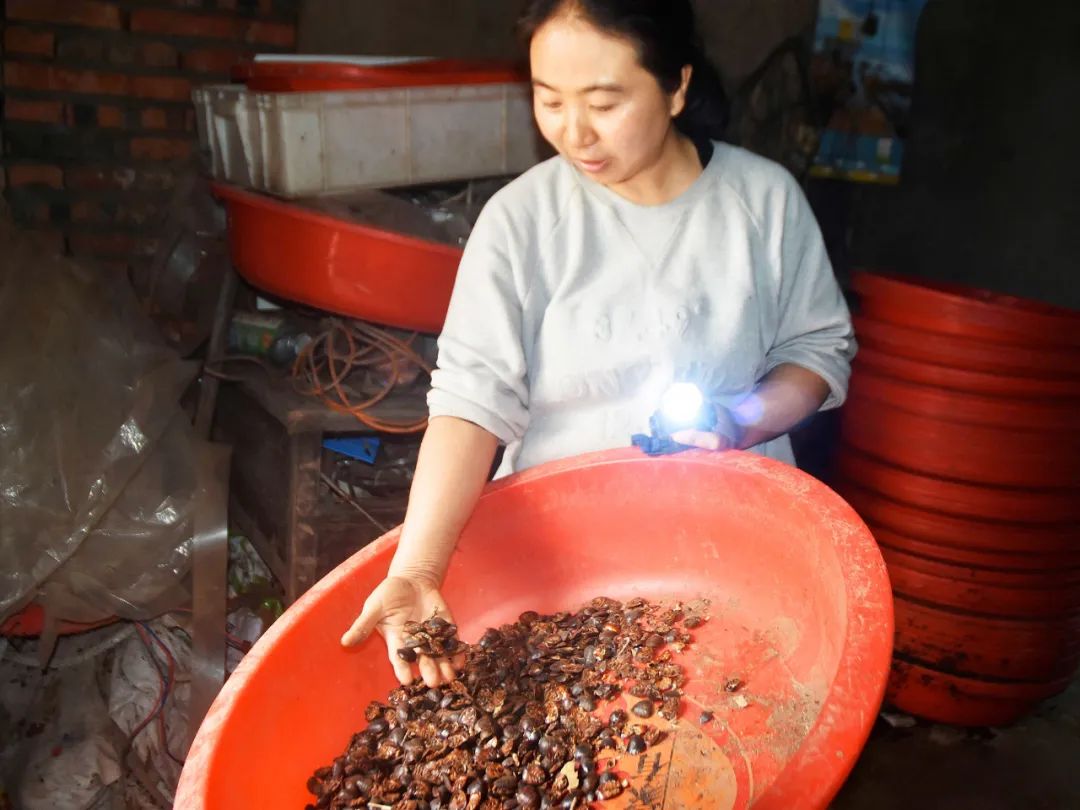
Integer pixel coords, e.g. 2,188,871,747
764,175,856,411
426,200,530,444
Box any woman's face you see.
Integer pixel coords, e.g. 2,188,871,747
530,13,690,186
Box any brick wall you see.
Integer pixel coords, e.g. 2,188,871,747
1,0,298,271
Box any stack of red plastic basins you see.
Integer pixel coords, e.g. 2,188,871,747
835,271,1080,726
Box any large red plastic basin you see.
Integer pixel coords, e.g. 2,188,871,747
214,182,460,333
176,449,892,810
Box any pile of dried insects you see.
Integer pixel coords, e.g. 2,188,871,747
396,617,463,663
306,597,708,810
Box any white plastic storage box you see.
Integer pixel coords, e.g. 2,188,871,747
255,83,544,196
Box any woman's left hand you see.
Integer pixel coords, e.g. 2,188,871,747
670,404,743,451
670,364,833,451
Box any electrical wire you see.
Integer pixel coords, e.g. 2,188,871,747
128,624,169,752
202,353,278,382
140,622,186,766
166,608,257,652
291,319,432,433
320,472,390,533
226,631,250,650
135,623,185,766
204,319,431,431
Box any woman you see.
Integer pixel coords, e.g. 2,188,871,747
341,0,855,687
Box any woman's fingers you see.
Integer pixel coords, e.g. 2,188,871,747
437,658,458,683
341,598,382,647
384,629,415,685
417,654,443,688
670,429,724,450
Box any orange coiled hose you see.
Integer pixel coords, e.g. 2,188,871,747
292,319,433,434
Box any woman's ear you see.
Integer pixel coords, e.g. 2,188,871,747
671,64,693,117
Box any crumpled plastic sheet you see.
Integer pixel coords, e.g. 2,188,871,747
0,648,123,810
0,216,200,627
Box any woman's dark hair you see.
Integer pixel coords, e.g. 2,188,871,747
517,0,729,143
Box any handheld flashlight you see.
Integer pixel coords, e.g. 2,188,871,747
631,382,718,456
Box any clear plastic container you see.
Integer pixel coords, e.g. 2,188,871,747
191,86,217,165
209,85,263,187
254,83,543,196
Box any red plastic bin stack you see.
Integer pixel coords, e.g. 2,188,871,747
835,271,1080,726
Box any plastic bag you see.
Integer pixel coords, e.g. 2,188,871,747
37,415,199,623
131,175,230,358
0,216,199,625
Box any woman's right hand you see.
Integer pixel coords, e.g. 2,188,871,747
340,574,462,687
339,417,498,687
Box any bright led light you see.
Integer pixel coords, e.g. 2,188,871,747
659,383,705,427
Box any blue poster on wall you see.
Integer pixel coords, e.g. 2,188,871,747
810,0,929,184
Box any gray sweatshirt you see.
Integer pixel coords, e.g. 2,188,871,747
428,143,855,477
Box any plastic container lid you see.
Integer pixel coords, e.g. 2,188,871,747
235,58,528,92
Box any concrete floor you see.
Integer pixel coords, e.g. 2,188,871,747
832,679,1080,809
4,627,1078,808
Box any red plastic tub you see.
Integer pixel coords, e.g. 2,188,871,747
176,449,893,810
214,182,460,332
852,315,1080,377
848,364,1079,431
893,596,1080,682
863,524,1080,574
887,657,1073,726
834,480,1079,556
881,545,1080,618
852,271,1080,349
842,390,1080,488
834,447,1080,524
853,344,1080,398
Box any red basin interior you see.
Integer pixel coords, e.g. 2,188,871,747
176,449,892,810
